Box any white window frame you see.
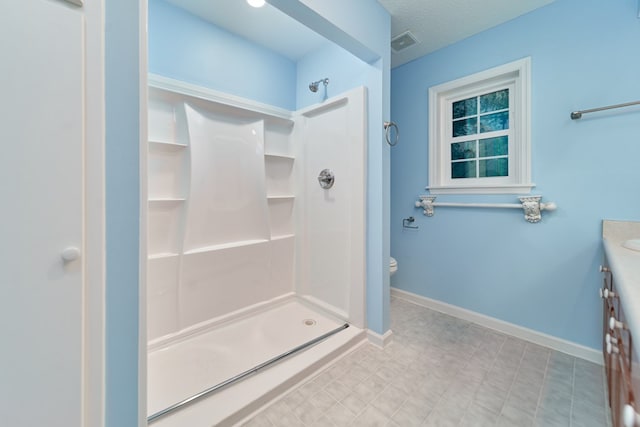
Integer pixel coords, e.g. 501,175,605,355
428,57,533,194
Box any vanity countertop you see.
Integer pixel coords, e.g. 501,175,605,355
602,220,640,337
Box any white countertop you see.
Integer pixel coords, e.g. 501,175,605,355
602,220,640,341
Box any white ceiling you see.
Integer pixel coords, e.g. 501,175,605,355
166,0,331,61
379,0,555,67
166,0,555,68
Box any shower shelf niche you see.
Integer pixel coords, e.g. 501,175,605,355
265,155,295,197
149,139,187,148
148,198,186,203
148,253,179,260
264,153,295,160
183,239,271,255
267,195,295,200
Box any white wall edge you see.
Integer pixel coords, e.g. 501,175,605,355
391,288,603,365
84,0,106,425
139,1,149,426
367,329,393,349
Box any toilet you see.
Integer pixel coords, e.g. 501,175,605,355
390,257,398,276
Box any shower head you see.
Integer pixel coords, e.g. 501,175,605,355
309,78,329,93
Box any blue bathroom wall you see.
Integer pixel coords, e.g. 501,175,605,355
390,0,640,349
149,0,296,110
105,0,141,425
296,44,369,110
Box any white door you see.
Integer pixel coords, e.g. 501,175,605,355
0,1,87,426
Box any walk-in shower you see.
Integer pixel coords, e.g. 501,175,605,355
308,77,329,92
146,76,367,426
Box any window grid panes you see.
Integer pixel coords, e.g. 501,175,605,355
450,89,510,179
452,89,509,137
428,57,531,194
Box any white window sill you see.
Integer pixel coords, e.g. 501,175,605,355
426,183,535,195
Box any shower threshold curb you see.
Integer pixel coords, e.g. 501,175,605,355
149,325,366,427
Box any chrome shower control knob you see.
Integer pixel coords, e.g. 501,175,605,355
317,169,335,189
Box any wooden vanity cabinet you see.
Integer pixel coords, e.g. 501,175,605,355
602,262,638,427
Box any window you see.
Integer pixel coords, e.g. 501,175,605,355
428,58,533,194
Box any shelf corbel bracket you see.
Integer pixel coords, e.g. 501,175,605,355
518,195,542,223
415,195,436,217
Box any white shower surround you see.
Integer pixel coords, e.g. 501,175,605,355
146,75,367,423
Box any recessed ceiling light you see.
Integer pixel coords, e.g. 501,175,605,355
247,0,265,7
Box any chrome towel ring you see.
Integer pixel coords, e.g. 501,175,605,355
383,121,399,146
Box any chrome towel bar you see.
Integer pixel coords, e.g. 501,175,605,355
570,99,640,119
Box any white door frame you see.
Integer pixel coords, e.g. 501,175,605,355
139,0,149,425
84,0,106,425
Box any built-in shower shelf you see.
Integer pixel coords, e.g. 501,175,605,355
271,234,295,241
184,239,270,255
264,153,294,160
148,198,186,204
148,252,180,260
149,139,187,149
267,195,295,200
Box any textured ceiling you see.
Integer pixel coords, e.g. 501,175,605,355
166,0,555,68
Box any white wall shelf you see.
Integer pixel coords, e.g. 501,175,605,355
267,195,295,200
271,234,295,241
149,139,187,149
148,253,180,260
265,155,294,196
149,198,186,203
183,239,270,255
265,153,295,160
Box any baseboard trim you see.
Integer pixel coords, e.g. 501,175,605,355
367,329,393,349
391,288,603,365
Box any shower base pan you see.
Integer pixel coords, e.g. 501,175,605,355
147,296,365,427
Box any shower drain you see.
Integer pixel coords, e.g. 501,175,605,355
302,319,317,326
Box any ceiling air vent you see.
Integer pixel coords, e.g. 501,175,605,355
391,31,418,53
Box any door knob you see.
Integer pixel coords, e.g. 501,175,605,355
61,246,81,262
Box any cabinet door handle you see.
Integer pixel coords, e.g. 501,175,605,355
600,288,617,298
623,404,640,427
610,316,627,330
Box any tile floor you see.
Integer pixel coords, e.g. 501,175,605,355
242,297,611,427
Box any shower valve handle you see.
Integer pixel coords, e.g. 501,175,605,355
317,169,335,189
